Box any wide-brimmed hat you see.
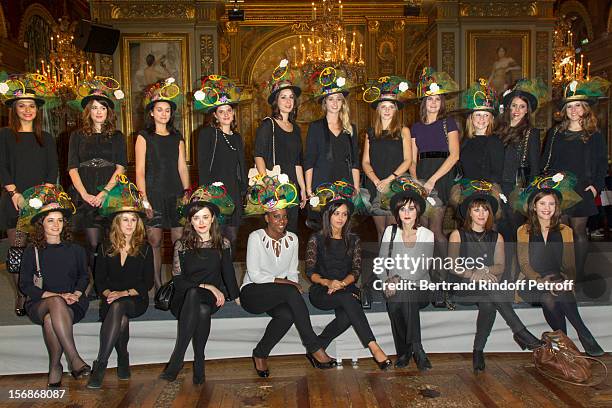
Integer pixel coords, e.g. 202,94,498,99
143,77,181,111
383,176,440,217
244,174,299,216
501,78,549,112
193,75,241,113
457,78,498,115
98,175,145,218
312,67,350,102
560,76,610,108
265,59,302,105
0,72,57,108
450,179,504,220
19,185,75,227
69,76,125,110
363,76,414,110
179,182,235,220
511,171,582,215
308,180,372,216
416,67,459,99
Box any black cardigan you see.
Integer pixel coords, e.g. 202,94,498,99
95,243,154,301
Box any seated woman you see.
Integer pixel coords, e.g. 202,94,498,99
380,185,434,370
87,180,154,389
517,179,604,356
18,186,90,387
160,185,240,384
307,198,392,370
241,177,335,377
449,182,543,373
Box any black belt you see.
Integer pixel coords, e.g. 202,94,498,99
418,151,449,159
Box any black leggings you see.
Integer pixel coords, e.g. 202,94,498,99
470,292,526,351
386,289,429,356
95,297,138,363
241,283,321,357
309,287,375,349
540,291,595,340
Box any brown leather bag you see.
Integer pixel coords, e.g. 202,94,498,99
533,330,607,386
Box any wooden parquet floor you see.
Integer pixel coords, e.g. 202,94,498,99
0,353,611,407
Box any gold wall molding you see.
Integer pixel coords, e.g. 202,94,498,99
110,3,196,20
460,2,537,17
17,3,55,45
98,54,114,77
440,31,456,78
200,34,214,75
368,20,380,34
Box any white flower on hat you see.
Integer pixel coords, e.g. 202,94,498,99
336,77,346,87
499,104,505,114
499,193,508,203
309,196,320,207
429,83,440,93
502,89,511,98
166,77,176,85
398,82,409,92
0,82,9,94
278,173,289,184
114,89,125,100
279,59,289,68
427,197,436,206
212,181,224,187
569,80,578,92
552,173,564,183
194,90,205,101
29,198,43,209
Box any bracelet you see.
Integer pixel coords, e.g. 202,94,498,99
340,280,346,287
7,189,17,197
102,188,110,194
392,172,399,177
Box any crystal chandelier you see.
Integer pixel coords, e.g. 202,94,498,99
292,0,365,81
552,18,591,88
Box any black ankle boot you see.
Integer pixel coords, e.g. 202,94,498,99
513,329,544,351
87,360,107,389
579,334,605,357
473,350,485,373
412,344,432,371
159,361,183,382
117,352,130,380
193,356,205,384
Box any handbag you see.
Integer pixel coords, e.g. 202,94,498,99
533,330,607,386
248,117,281,179
442,119,463,181
154,280,175,311
7,246,25,274
515,128,532,189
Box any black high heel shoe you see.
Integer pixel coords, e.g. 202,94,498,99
71,363,91,379
251,354,270,378
159,362,184,382
473,350,485,373
48,364,63,388
513,329,544,351
395,345,413,368
374,357,393,371
15,296,26,316
413,346,432,371
305,352,336,369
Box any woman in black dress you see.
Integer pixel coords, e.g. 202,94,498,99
307,199,392,370
160,186,240,384
541,77,609,280
135,79,190,289
18,186,90,387
195,76,246,249
0,78,58,316
87,180,154,388
68,82,127,295
304,68,360,228
362,76,413,241
255,61,306,233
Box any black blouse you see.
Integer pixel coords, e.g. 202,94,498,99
459,134,505,183
254,118,303,185
95,243,154,301
305,232,361,283
501,127,541,187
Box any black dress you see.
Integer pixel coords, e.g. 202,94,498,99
170,239,240,319
95,243,154,320
459,134,505,183
542,129,608,217
0,128,58,230
139,130,184,228
365,128,404,214
67,130,127,229
451,229,498,302
198,126,247,227
19,243,90,324
500,127,540,195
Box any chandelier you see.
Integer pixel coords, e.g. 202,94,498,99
292,0,365,81
552,18,590,93
36,16,95,97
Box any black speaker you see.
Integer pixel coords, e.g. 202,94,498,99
404,5,421,16
74,20,120,55
228,9,245,21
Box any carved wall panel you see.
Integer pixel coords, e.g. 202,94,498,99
460,2,537,17
200,34,214,76
98,55,114,77
440,31,456,78
110,3,196,20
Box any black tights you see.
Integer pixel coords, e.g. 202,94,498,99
85,228,101,294
30,297,87,384
540,291,595,340
566,216,588,282
422,207,448,282
95,299,133,363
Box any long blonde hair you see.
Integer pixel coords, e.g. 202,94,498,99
107,212,146,257
322,93,353,136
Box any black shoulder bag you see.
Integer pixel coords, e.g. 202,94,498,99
516,128,532,190
154,250,184,311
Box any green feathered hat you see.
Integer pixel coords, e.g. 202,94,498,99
382,176,440,217
501,77,549,112
561,76,610,108
177,182,235,224
68,76,125,111
362,76,414,109
511,171,583,215
0,72,59,109
310,66,351,102
99,175,145,218
308,180,371,215
264,59,302,105
244,174,299,216
143,77,181,111
458,78,499,115
18,184,75,231
416,67,459,99
193,75,241,113
449,179,505,220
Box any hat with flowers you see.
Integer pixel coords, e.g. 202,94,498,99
68,76,125,111
193,75,241,113
143,77,181,111
416,67,459,99
362,76,414,109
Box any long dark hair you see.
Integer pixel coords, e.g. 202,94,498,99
81,99,117,139
271,89,299,122
320,201,352,253
144,101,178,136
526,191,561,234
461,199,494,232
31,212,72,249
495,94,532,146
392,197,422,230
180,204,224,251
8,101,44,146
419,95,447,124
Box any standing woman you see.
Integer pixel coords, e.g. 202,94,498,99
516,175,604,356
160,185,240,384
304,67,360,227
541,77,609,280
255,60,306,233
135,78,190,290
18,186,91,386
87,179,154,389
67,78,127,295
362,76,413,241
0,74,58,316
195,76,246,250
306,197,392,370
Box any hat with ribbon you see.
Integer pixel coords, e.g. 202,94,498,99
18,185,75,230
362,76,414,109
450,179,505,220
511,171,583,215
178,182,236,223
265,59,302,105
193,75,241,113
501,77,549,112
69,76,125,111
98,175,145,218
143,77,181,111
458,78,499,115
244,174,299,216
311,66,350,102
561,76,610,108
0,72,58,108
416,67,459,99
382,176,440,217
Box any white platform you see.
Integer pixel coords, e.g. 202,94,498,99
1,305,611,375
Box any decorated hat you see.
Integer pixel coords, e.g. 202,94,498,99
265,59,302,105
458,78,499,115
561,76,610,107
312,66,350,102
18,185,75,229
69,76,125,110
99,175,145,218
143,77,181,111
308,180,371,215
193,75,241,113
244,174,299,216
416,67,459,99
501,78,549,112
383,176,440,217
363,76,414,109
0,72,57,108
179,182,235,221
450,179,505,219
511,171,583,215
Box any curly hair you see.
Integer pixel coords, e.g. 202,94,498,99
525,191,561,234
81,99,117,139
180,204,224,251
495,94,533,146
558,101,599,142
30,212,73,249
107,212,147,257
